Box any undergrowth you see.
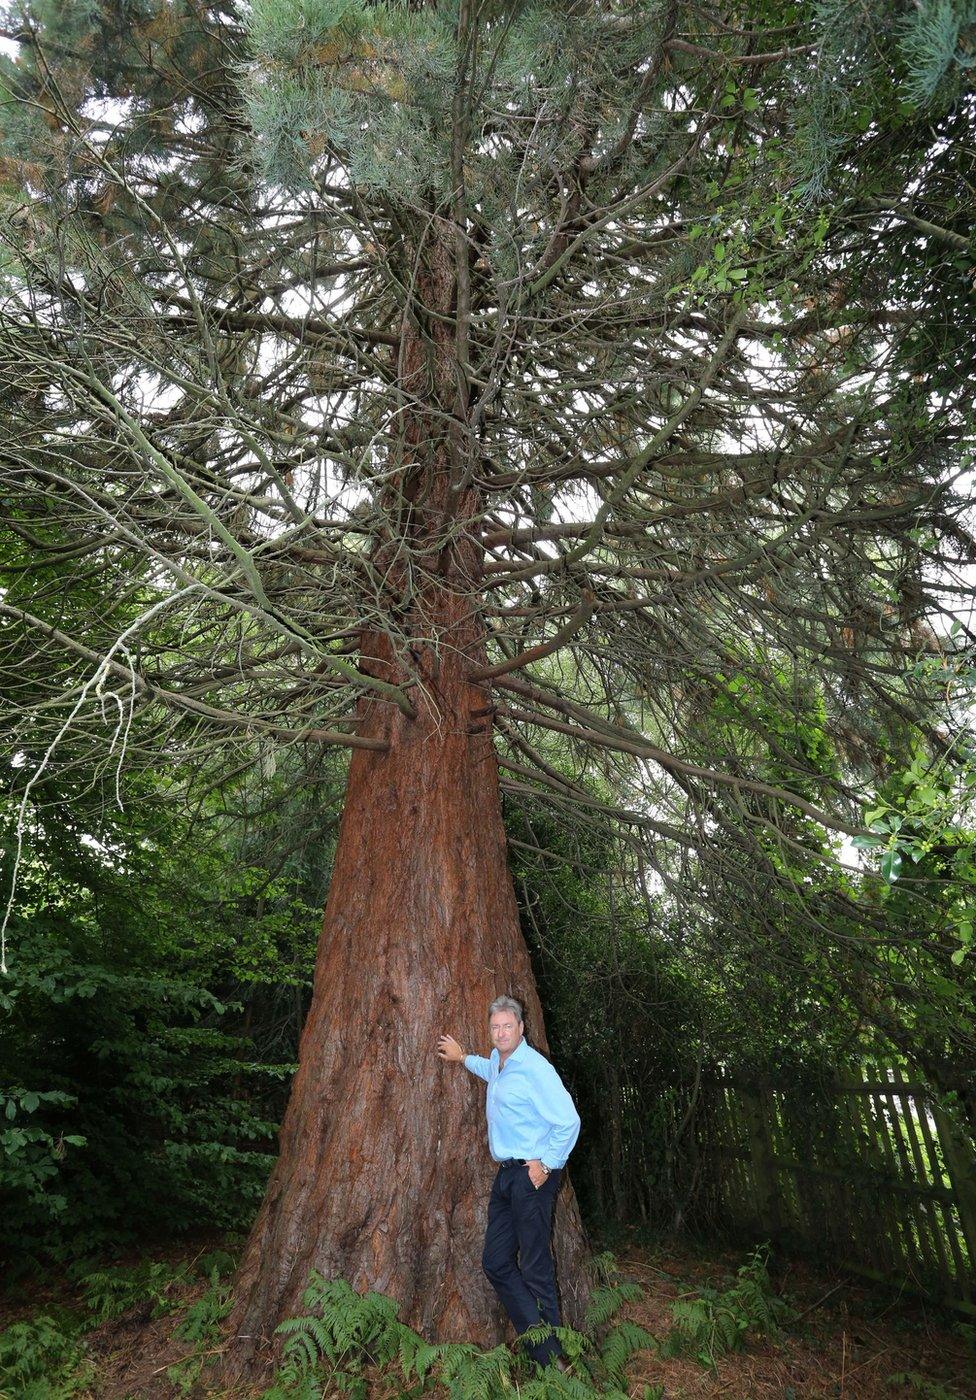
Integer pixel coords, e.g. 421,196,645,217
885,1375,966,1400
658,1246,794,1370
0,1245,795,1398
0,1311,95,1400
0,1251,235,1400
255,1246,792,1397
258,1270,660,1400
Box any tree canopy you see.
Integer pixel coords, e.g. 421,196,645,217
1,4,975,1301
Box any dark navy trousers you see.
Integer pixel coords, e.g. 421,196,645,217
481,1162,563,1365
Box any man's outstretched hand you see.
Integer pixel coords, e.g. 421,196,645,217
437,1034,465,1063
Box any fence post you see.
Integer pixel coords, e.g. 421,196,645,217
742,1082,782,1238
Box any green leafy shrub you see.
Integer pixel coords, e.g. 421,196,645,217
0,1312,93,1399
269,1276,406,1399
577,1266,658,1392
175,1281,234,1356
0,1088,86,1244
0,775,326,1273
0,1250,237,1400
73,1248,235,1332
660,1247,793,1370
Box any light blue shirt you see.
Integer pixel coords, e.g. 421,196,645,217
464,1037,580,1170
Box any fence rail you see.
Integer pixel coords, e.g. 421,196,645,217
702,1066,976,1315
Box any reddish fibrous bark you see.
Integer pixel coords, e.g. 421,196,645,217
219,229,590,1385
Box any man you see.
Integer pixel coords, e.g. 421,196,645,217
437,995,581,1368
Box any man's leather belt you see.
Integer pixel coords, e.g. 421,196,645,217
498,1158,527,1168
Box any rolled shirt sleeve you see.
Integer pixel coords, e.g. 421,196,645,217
463,1052,494,1082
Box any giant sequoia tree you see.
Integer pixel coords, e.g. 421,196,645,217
1,0,974,1381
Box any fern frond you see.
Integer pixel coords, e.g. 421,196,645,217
441,1343,515,1400
519,1367,602,1399
599,1318,657,1385
662,1248,792,1369
395,1323,443,1382
584,1282,643,1332
586,1250,619,1286
279,1325,320,1373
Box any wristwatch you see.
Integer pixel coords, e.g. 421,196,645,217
540,1163,551,1177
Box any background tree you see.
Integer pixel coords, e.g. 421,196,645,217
0,760,328,1276
0,0,973,1381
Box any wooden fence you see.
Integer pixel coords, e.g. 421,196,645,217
701,1066,976,1315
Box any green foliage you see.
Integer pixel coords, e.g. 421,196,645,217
584,1283,645,1332
595,1319,659,1390
249,0,378,65
887,1373,966,1400
0,760,335,1272
433,1339,519,1400
245,0,668,202
70,1247,235,1330
0,1088,85,1226
791,0,975,201
586,1252,622,1288
246,0,458,196
262,1270,660,1399
0,1313,93,1400
176,1271,234,1342
79,1258,195,1322
0,1248,235,1399
580,1258,657,1394
163,1264,235,1395
276,1274,400,1369
853,713,976,966
515,1368,627,1400
899,2,976,105
660,1248,793,1371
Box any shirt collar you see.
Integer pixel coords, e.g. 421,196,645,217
491,1036,528,1069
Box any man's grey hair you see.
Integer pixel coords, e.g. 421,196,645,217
488,995,523,1022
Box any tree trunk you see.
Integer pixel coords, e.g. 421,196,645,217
220,225,590,1385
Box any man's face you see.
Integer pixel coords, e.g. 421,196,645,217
490,1011,523,1055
